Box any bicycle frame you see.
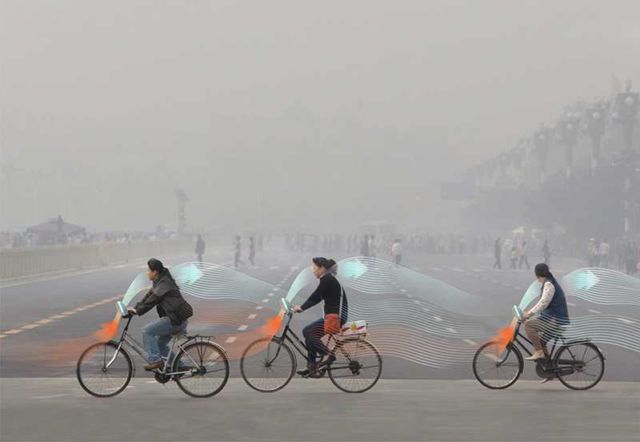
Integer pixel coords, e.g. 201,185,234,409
109,315,203,377
270,311,363,373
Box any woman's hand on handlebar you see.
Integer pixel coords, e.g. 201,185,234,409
292,305,303,313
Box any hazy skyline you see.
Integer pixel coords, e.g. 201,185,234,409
1,0,639,232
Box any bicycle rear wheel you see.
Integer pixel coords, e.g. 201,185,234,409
173,341,229,398
473,341,523,389
77,341,132,398
328,337,382,393
554,342,604,390
240,337,296,392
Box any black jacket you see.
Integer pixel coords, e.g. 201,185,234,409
301,273,348,320
135,272,193,325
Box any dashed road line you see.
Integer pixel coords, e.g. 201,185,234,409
225,337,237,344
256,306,264,310
567,302,576,307
4,329,23,335
617,318,635,325
247,313,257,320
587,309,602,314
237,325,248,331
446,327,458,334
464,339,478,346
433,316,442,322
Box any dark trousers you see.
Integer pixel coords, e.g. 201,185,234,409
302,317,345,367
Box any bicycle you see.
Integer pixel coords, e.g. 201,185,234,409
240,298,382,393
77,301,229,398
473,305,605,390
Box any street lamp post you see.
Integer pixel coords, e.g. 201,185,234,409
558,113,580,179
613,82,639,236
584,103,606,174
533,127,551,184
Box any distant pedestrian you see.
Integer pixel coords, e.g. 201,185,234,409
493,237,502,269
360,235,370,257
195,234,205,264
598,239,610,268
248,235,256,266
234,235,243,268
391,239,403,266
518,240,530,270
510,245,518,270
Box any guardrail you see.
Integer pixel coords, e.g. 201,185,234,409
0,239,192,280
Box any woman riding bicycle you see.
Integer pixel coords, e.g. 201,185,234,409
522,263,570,361
292,257,348,377
127,258,193,370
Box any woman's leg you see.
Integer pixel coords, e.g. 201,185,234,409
142,317,173,362
524,318,544,352
302,318,326,366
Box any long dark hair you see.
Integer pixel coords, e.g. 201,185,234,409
312,257,337,275
147,258,179,287
534,263,556,284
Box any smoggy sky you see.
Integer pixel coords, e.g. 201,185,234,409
1,0,639,232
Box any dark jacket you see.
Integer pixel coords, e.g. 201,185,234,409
135,272,193,325
301,273,348,321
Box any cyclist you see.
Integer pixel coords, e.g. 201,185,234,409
127,258,194,370
521,263,570,362
293,257,348,377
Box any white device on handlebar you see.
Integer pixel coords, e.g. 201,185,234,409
280,298,291,313
116,300,128,317
512,305,524,322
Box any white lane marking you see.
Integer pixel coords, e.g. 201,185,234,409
464,339,478,346
406,294,413,299
32,394,69,399
451,267,463,272
35,319,53,325
49,315,66,319
268,293,274,297
432,316,442,322
21,323,41,330
431,267,442,272
255,306,264,310
446,327,458,334
422,307,430,313
225,337,237,344
237,325,248,331
290,266,299,271
567,302,576,307
400,289,407,293
472,269,482,272
4,329,23,335
247,313,257,320
0,334,6,339
587,309,602,314
617,318,635,324
262,299,269,303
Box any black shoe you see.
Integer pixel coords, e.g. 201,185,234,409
318,354,336,367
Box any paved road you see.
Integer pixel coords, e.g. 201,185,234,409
1,251,639,381
1,378,638,441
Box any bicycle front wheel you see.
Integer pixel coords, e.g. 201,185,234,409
328,337,382,393
76,341,132,398
240,337,296,392
472,341,523,389
554,342,605,390
173,341,229,398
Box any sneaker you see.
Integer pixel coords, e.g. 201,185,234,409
296,367,312,377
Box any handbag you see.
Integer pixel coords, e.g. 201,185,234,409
323,287,346,335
